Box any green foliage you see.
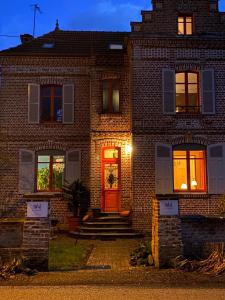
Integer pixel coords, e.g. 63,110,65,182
37,167,63,190
49,235,91,271
37,167,49,190
130,242,152,266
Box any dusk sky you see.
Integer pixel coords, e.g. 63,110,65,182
0,0,225,51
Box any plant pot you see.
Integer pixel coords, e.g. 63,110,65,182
68,216,80,231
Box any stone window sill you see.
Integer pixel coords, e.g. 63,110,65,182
23,192,63,199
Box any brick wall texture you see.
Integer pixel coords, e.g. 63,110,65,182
0,219,50,271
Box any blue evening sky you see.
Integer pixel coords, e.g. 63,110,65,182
0,0,225,50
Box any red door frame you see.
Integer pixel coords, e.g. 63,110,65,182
101,146,121,212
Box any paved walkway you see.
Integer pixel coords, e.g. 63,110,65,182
86,239,141,270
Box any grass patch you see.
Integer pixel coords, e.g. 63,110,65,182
49,235,92,271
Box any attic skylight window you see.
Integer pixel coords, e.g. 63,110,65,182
109,44,123,50
42,43,54,49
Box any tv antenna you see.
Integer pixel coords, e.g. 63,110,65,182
31,4,42,37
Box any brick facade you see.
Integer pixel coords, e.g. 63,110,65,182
1,0,225,234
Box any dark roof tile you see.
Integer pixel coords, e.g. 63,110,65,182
0,30,129,56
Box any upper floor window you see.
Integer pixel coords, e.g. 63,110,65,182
40,85,62,123
102,79,120,113
37,154,65,192
176,72,199,113
178,16,193,35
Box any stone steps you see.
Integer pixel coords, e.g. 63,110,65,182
70,212,142,239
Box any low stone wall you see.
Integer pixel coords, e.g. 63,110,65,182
152,198,183,268
181,216,225,258
0,218,50,271
152,197,225,267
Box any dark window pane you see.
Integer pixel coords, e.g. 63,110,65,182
41,98,51,121
55,86,62,97
103,89,109,112
41,86,51,97
54,98,62,122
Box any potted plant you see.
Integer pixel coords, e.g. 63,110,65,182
63,180,90,231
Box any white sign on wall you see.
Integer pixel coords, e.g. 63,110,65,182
160,199,179,216
27,201,49,218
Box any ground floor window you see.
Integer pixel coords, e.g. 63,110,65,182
173,148,206,192
37,154,65,191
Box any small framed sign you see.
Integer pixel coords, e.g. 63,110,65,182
27,201,49,218
160,199,179,216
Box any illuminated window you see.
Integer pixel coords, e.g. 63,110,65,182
37,154,65,191
176,72,199,113
178,16,193,35
40,85,62,122
173,147,206,192
102,79,120,113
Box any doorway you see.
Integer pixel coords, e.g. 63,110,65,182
102,147,121,212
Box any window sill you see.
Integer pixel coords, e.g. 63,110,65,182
23,192,63,199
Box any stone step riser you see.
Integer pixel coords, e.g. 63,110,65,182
83,224,131,228
93,218,128,222
79,228,134,233
70,232,142,239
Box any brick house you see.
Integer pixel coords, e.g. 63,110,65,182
1,0,225,233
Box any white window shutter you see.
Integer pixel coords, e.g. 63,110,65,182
155,144,173,194
63,84,74,124
201,69,215,114
207,144,225,194
162,69,176,114
28,84,40,123
65,149,81,184
19,149,35,193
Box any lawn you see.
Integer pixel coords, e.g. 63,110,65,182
49,235,92,271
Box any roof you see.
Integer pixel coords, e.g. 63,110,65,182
0,30,129,56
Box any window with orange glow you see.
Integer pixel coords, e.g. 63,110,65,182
173,150,206,192
178,16,193,35
176,72,199,113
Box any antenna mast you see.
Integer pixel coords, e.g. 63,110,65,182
31,4,42,37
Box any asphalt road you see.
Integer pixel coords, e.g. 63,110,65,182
0,286,224,300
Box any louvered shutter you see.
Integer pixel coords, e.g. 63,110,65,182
207,144,225,194
162,69,176,114
63,84,74,124
28,84,40,123
19,149,35,193
65,150,81,184
201,69,215,114
155,144,173,194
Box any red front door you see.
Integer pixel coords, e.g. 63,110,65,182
102,147,121,212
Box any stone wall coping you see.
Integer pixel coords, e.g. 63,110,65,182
0,218,27,223
180,215,225,222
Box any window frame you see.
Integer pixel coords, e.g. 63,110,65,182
178,15,193,35
176,71,200,113
173,146,207,193
40,84,63,123
102,79,120,114
36,152,65,192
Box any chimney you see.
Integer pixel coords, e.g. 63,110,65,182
20,34,33,44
